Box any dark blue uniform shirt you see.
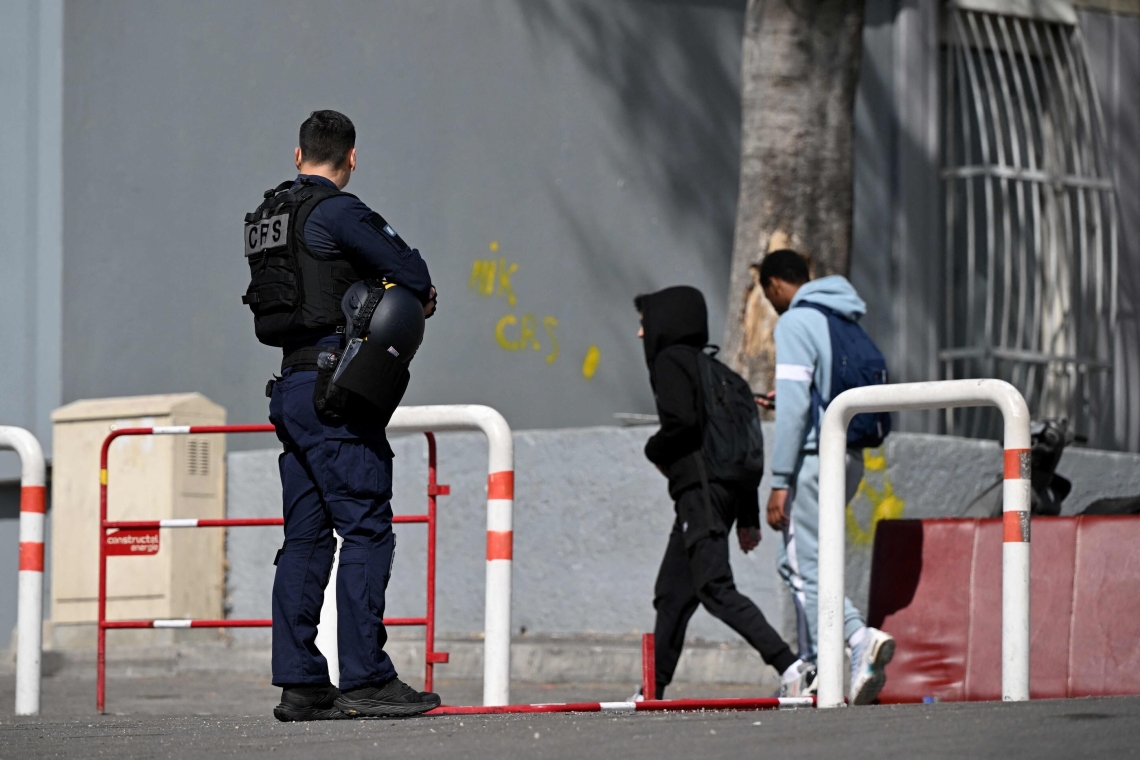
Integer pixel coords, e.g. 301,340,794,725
278,174,432,446
285,174,433,354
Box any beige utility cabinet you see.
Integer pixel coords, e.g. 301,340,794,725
50,394,226,646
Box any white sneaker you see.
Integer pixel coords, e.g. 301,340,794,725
627,688,645,703
779,662,818,699
849,628,895,705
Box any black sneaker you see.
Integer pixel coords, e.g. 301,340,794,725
273,683,350,722
334,677,442,718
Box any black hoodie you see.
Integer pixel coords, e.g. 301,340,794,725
635,287,761,531
635,286,709,499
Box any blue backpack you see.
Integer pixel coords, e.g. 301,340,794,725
794,301,891,449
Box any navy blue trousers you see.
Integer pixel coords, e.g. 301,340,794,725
268,368,398,690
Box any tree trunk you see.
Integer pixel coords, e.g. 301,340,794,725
724,0,865,394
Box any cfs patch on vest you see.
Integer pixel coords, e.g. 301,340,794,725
245,213,290,256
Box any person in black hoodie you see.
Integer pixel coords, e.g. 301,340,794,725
635,286,814,699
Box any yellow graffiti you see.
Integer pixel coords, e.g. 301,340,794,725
543,316,560,364
582,344,601,379
469,257,519,306
863,448,887,472
495,314,520,350
489,240,500,253
496,313,549,355
470,259,496,296
469,254,600,374
519,314,540,350
497,260,518,306
846,446,905,546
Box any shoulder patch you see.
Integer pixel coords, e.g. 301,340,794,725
364,212,409,252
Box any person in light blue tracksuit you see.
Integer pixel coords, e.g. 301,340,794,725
757,250,895,705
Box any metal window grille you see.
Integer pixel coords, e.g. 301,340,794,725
941,4,1118,445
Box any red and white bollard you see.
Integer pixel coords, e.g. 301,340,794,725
1001,429,1032,702
0,426,47,716
388,405,514,706
817,379,1031,708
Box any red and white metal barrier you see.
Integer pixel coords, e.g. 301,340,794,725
97,423,454,714
817,379,1031,708
427,696,813,715
426,635,813,715
96,404,515,711
0,426,47,716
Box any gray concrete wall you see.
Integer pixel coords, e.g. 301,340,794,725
226,424,1140,648
44,0,1140,455
0,0,62,477
227,424,786,644
0,0,62,650
59,0,745,444
17,0,1139,461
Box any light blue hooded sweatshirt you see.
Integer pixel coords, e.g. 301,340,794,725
770,275,867,489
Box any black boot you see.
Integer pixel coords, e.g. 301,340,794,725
273,683,350,722
335,677,442,718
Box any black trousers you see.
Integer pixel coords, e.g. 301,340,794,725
652,483,796,698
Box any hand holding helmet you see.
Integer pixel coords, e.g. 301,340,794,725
423,286,439,318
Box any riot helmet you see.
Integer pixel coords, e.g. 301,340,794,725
322,281,425,424
349,282,426,363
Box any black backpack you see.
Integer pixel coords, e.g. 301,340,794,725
696,348,765,483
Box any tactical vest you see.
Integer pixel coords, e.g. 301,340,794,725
242,179,363,347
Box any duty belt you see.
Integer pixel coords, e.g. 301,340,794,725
281,346,326,373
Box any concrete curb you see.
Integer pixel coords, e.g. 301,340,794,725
11,636,781,689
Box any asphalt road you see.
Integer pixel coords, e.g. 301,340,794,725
0,672,761,719
0,673,1137,759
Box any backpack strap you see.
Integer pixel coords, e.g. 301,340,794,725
790,301,832,434
794,299,853,322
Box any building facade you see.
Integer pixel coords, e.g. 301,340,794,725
0,0,1137,644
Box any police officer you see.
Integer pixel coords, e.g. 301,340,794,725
244,110,439,721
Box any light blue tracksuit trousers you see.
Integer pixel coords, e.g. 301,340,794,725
776,450,866,662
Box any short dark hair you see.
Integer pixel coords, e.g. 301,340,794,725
758,249,810,287
299,110,356,168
